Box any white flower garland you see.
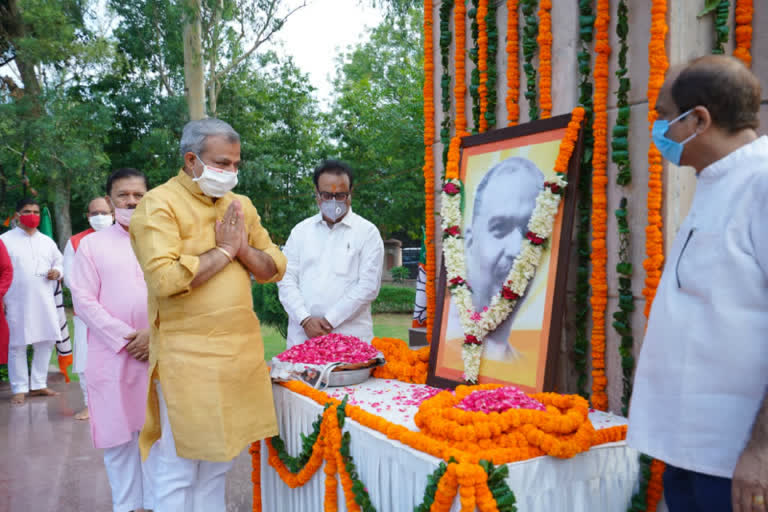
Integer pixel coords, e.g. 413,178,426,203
440,173,567,382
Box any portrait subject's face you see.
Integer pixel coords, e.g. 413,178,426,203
466,159,543,310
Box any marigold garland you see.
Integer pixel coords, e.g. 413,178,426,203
589,0,611,413
454,0,468,134
477,0,489,133
573,0,595,401
423,0,437,343
733,0,753,67
646,459,666,511
250,442,262,512
371,337,430,384
505,0,520,125
642,0,669,319
536,0,552,118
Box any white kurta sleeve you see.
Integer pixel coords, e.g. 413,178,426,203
63,240,75,288
277,227,310,324
324,226,384,329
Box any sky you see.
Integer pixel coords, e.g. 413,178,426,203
270,0,384,106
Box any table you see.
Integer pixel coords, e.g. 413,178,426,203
260,379,641,511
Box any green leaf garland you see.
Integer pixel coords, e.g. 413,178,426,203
610,0,635,417
711,0,730,54
469,0,481,132
521,0,539,120
413,462,449,512
269,403,329,473
440,0,454,166
484,0,498,128
626,454,654,512
479,460,518,512
574,0,594,400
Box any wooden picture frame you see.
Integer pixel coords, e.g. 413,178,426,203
427,113,584,392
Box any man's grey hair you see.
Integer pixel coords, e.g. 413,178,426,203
472,157,544,220
179,118,240,158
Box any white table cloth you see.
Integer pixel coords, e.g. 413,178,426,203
260,380,641,512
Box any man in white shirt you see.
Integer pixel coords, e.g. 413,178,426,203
627,55,768,512
1,198,64,405
278,160,384,347
62,196,114,420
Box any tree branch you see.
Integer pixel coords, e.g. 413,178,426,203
206,1,307,88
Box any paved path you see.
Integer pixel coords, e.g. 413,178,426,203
0,372,254,512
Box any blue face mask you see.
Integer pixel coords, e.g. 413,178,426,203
651,109,698,165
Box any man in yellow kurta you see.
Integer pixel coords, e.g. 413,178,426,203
130,118,286,512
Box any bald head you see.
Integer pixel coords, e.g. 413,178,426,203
670,55,761,133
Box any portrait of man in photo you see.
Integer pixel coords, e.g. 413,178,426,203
463,156,544,361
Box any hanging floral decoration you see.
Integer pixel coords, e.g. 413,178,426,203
423,0,437,342
536,0,553,118
589,0,611,412
469,0,481,131
611,0,635,417
521,0,539,120
454,0,468,135
733,0,753,67
477,0,490,133
250,442,262,512
484,0,499,129
699,0,730,54
506,0,520,125
439,0,455,166
573,0,595,400
442,107,584,382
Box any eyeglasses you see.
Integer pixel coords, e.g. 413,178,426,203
317,191,349,201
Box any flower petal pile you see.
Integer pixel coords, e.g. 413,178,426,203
455,385,546,413
276,334,379,366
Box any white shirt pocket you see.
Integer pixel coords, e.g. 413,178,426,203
676,230,722,298
333,241,357,276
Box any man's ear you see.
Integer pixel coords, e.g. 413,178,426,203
692,105,712,135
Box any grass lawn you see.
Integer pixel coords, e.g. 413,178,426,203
56,312,413,371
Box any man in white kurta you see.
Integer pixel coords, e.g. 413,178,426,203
62,196,113,420
627,56,768,512
1,198,64,405
278,160,384,348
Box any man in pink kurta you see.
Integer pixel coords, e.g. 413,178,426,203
70,168,153,512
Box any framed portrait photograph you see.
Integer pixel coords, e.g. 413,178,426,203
427,114,584,392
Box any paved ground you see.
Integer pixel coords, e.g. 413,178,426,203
0,372,254,512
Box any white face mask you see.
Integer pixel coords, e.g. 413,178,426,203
194,155,238,198
88,214,113,231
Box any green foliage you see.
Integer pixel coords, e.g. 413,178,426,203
484,0,498,129
438,0,454,167
269,403,328,473
414,462,448,512
372,285,415,314
390,265,411,283
480,460,518,512
521,0,539,121
252,282,288,339
627,454,654,512
328,7,425,241
468,0,480,132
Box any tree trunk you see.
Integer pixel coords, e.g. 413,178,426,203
208,0,222,117
50,172,72,249
183,0,206,120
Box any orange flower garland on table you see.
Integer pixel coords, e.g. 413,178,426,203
250,442,262,512
536,0,553,118
588,0,611,413
371,337,429,384
477,0,489,133
506,0,520,126
423,0,436,343
642,0,669,319
733,0,753,67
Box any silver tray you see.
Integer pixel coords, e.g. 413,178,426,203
326,367,373,387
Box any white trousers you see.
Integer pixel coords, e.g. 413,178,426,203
8,341,54,394
153,382,234,512
103,432,154,512
78,373,88,407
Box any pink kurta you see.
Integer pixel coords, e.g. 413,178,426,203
70,224,149,450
